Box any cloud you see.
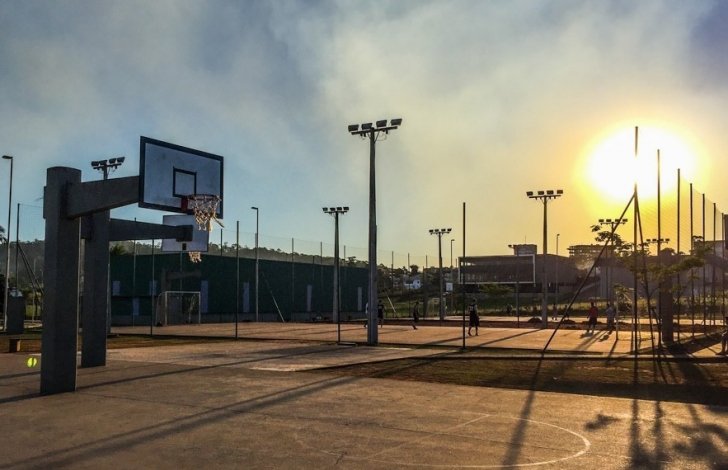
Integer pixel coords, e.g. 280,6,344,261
0,0,726,257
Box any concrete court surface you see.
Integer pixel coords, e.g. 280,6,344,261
2,340,728,469
112,321,723,358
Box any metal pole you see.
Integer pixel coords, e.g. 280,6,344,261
438,233,445,320
462,202,466,348
334,212,340,343
633,126,639,356
291,238,295,322
235,220,239,339
555,234,559,307
657,150,662,337
252,207,259,322
2,155,13,330
14,203,19,295
367,130,378,345
150,239,155,337
541,198,548,328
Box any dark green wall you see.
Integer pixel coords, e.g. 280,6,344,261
109,253,368,320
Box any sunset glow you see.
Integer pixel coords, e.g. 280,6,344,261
585,126,698,202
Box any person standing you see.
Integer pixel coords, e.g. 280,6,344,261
412,301,420,330
586,302,599,334
551,303,558,321
377,300,385,328
605,303,615,333
468,300,479,336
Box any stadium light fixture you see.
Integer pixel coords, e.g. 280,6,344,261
347,117,403,345
90,157,125,180
429,228,452,321
323,206,349,343
251,207,259,322
526,188,564,329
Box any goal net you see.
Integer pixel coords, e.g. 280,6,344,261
157,291,201,326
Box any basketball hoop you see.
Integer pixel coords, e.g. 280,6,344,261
185,194,224,231
188,251,202,263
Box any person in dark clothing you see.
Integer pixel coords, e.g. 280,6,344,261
377,300,384,327
468,300,479,336
412,301,420,330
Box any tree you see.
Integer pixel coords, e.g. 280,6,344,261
478,283,514,301
409,264,419,275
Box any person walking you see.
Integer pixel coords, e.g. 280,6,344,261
377,300,385,328
468,300,479,336
605,303,615,333
717,316,728,355
412,301,420,330
586,302,599,334
551,303,558,321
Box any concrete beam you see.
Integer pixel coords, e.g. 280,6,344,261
81,218,193,242
67,176,139,219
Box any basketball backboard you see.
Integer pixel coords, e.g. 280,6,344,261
139,136,224,217
161,214,210,253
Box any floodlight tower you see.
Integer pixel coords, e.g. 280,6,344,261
348,118,402,345
91,157,125,181
323,206,348,343
526,189,563,329
430,228,452,320
598,218,628,303
2,155,13,331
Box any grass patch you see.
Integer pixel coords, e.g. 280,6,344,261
312,353,728,407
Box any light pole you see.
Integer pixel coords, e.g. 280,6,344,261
2,155,13,330
324,207,349,343
348,118,402,345
91,157,125,180
450,239,455,268
430,228,452,320
91,157,125,335
555,233,560,308
509,244,526,328
527,189,563,328
251,207,259,322
598,218,628,304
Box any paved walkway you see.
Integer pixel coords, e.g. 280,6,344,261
111,318,726,359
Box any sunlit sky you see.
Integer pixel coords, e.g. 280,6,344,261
1,1,727,263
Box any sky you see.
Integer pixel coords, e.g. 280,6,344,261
1,0,728,266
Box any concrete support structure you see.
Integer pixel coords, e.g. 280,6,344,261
81,210,110,368
42,168,193,394
41,167,82,395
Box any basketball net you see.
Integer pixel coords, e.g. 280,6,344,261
185,194,224,263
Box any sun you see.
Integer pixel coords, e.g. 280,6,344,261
584,126,698,202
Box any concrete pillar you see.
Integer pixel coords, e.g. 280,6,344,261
41,167,81,395
81,210,110,367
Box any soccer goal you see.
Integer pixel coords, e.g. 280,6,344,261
158,291,201,326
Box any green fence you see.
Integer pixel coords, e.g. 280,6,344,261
109,253,368,324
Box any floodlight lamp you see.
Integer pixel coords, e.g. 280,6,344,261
322,208,327,213
526,191,534,197
390,118,402,126
598,219,605,223
376,120,387,128
546,190,554,195
348,124,359,132
117,156,125,164
361,123,373,130
336,207,343,211
557,189,564,195
343,207,349,211
1,155,12,160
538,191,545,196
109,158,117,165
